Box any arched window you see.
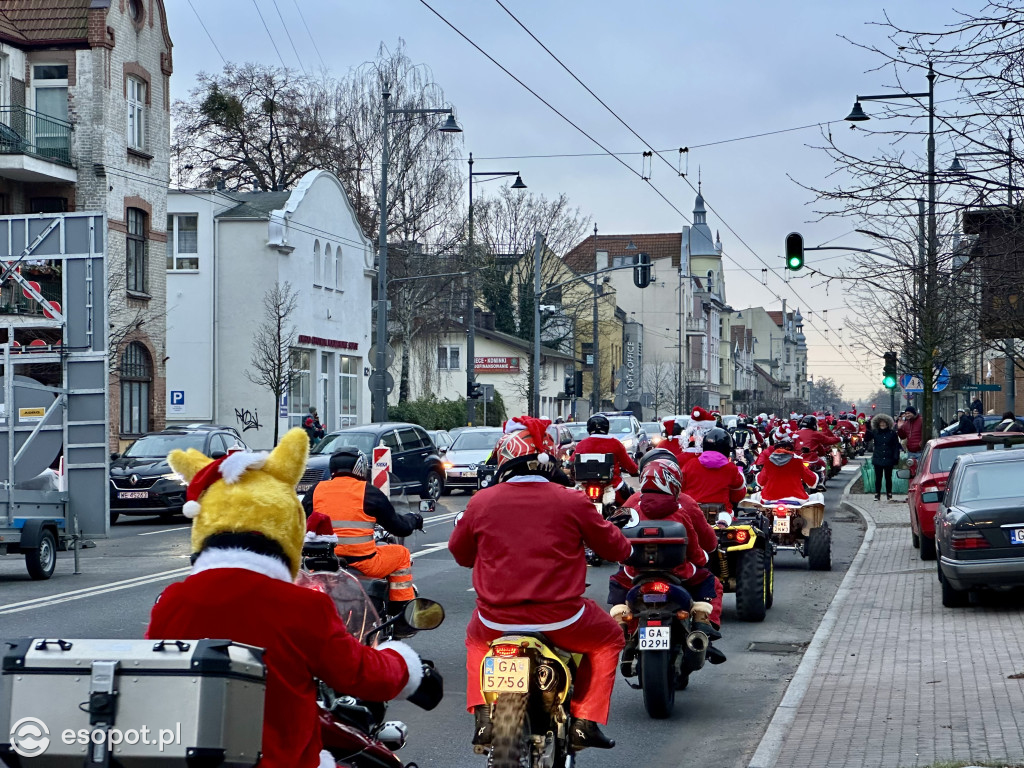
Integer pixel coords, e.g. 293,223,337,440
334,245,342,288
313,240,321,286
706,270,714,294
120,341,152,435
324,244,333,289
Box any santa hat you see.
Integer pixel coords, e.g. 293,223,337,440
682,406,717,454
663,419,676,437
182,449,267,519
304,511,339,544
502,415,556,464
690,406,715,423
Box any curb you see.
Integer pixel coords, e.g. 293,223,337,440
747,469,875,768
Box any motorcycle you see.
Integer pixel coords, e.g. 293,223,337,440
617,517,713,718
737,493,831,571
297,569,445,768
800,449,828,492
572,452,618,566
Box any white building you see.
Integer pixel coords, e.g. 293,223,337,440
166,170,374,448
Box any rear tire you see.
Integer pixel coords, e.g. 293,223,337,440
639,650,675,719
490,693,530,768
919,535,936,561
764,551,775,609
735,548,767,622
25,529,57,580
939,565,969,608
806,524,832,571
911,528,920,549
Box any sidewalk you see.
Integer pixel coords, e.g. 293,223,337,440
750,489,1024,768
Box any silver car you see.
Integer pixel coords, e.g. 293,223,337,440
441,428,503,493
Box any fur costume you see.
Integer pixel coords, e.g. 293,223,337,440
681,406,718,454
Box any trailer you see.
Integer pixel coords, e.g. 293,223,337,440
0,213,108,579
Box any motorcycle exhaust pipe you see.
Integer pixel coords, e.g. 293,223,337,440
683,630,709,672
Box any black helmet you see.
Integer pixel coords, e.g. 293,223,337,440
736,416,748,429
587,414,610,435
702,427,732,457
638,447,680,475
799,415,818,430
329,447,368,479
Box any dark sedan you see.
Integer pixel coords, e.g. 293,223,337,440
935,439,1024,607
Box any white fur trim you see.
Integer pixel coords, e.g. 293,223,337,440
304,531,339,543
538,452,550,464
377,640,423,699
183,500,201,519
317,750,334,768
192,548,292,583
220,451,268,484
504,419,527,434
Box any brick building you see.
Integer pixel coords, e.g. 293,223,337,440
0,0,173,449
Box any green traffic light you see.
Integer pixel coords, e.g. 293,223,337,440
883,375,897,389
787,254,804,270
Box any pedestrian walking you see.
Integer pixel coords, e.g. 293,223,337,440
897,406,924,464
869,413,901,501
972,406,986,433
995,411,1024,433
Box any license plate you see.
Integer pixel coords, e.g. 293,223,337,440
117,491,148,500
638,625,670,650
482,657,529,693
296,484,312,494
773,516,790,534
1010,528,1024,545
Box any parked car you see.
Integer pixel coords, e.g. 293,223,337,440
109,425,247,524
935,438,1024,607
902,434,1007,560
563,422,590,443
940,414,1024,436
441,427,504,493
300,423,446,500
596,411,650,460
427,429,455,453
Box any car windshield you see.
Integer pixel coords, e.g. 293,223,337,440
312,432,376,456
124,433,206,457
930,443,992,473
451,431,502,451
608,417,632,434
956,461,1024,503
566,424,589,440
641,422,661,435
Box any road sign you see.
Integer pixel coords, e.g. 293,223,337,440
963,384,1002,391
368,370,395,396
899,366,950,393
613,393,628,409
482,384,495,404
169,390,185,415
368,343,396,369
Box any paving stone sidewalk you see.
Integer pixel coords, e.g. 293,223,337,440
770,493,1024,768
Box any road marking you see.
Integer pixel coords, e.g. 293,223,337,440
840,465,857,473
423,511,460,527
137,527,190,536
0,567,190,616
411,542,449,559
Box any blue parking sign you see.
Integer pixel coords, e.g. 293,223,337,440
170,391,185,406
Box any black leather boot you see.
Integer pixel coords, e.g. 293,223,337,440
692,621,722,641
570,719,615,750
472,705,492,746
706,645,728,665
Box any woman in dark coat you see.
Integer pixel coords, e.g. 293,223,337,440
956,409,977,435
869,413,902,501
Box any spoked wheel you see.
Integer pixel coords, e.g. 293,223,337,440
639,650,675,719
489,693,531,768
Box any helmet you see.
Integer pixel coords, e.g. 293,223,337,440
775,436,795,451
329,447,368,479
736,417,748,429
757,413,768,423
639,457,683,497
702,427,732,457
799,415,818,430
587,414,610,435
493,418,558,482
638,448,679,475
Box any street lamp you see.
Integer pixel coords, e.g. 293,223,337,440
373,86,461,422
466,152,526,425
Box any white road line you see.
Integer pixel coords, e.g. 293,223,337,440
137,527,190,536
411,542,450,559
0,567,190,616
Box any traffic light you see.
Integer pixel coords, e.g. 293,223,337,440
785,232,804,271
574,370,584,397
564,376,575,397
882,351,898,390
633,252,652,288
468,381,483,399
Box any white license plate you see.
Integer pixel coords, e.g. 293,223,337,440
296,484,312,494
1010,528,1024,545
482,657,529,693
117,491,149,500
638,625,670,650
773,516,790,534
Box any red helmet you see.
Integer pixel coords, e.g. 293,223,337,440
494,416,555,468
640,457,683,497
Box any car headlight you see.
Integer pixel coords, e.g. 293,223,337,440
161,472,186,484
622,439,634,449
442,462,454,470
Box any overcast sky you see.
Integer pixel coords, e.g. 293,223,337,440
167,0,974,400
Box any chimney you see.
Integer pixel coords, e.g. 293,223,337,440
479,311,495,331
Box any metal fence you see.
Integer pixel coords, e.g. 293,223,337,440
0,105,73,167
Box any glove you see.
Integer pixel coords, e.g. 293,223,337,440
412,513,424,531
407,660,443,711
609,509,634,529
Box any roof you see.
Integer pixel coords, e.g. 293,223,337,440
0,0,107,45
215,191,293,219
444,321,575,361
753,363,786,388
958,446,1024,465
563,232,683,272
767,310,785,328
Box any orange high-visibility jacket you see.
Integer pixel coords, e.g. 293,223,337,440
313,476,376,558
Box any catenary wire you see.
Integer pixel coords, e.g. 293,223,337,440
270,0,307,75
292,0,327,70
251,0,288,70
186,0,226,65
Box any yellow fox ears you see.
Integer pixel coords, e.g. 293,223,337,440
261,428,309,488
168,448,213,482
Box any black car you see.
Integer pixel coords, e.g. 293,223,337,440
940,414,1024,436
299,422,446,500
935,437,1024,607
109,425,247,523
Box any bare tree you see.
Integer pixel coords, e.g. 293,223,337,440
807,376,846,412
107,267,164,375
246,283,298,446
643,358,677,419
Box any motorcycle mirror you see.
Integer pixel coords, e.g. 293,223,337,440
403,598,446,630
419,499,436,514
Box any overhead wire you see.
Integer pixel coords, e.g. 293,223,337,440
251,0,288,70
186,0,226,65
270,0,307,74
291,0,327,70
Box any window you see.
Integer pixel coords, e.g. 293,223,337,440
126,207,148,293
323,244,333,289
288,348,312,426
338,356,359,428
127,0,143,23
438,345,460,370
30,197,67,213
313,240,321,286
398,427,427,450
334,245,342,288
31,64,68,161
120,342,151,435
381,430,400,451
166,214,198,270
127,76,146,150
319,352,331,428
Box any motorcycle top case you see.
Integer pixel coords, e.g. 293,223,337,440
0,638,266,768
622,520,688,569
572,453,615,481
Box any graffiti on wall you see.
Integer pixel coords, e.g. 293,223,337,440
234,407,262,432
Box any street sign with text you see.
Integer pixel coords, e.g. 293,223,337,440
963,384,1002,391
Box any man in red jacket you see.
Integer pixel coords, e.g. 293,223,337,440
147,429,431,768
450,416,631,751
681,428,747,514
793,415,840,456
897,406,924,461
756,437,819,501
573,413,639,503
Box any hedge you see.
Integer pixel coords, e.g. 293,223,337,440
388,391,507,430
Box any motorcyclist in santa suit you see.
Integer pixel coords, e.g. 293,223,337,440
682,428,748,516
756,436,819,501
573,414,640,504
793,415,840,456
449,416,631,750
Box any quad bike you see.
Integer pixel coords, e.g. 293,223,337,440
737,494,831,571
699,502,774,621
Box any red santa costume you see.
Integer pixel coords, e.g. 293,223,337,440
681,450,747,513
146,429,426,768
573,430,639,499
449,416,631,727
756,444,819,501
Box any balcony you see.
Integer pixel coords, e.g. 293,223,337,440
685,315,707,334
0,106,76,183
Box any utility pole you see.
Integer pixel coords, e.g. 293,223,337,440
532,232,543,418
591,224,599,415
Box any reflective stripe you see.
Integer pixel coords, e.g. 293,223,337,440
477,605,585,632
314,476,377,558
332,520,375,530
342,534,374,545
391,568,412,577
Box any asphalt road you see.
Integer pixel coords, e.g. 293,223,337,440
0,465,867,768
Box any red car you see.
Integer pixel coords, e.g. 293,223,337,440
905,434,1003,560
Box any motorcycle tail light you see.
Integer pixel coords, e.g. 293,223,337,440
734,529,750,544
585,484,602,500
951,530,990,550
803,461,811,467
775,505,789,516
492,644,521,658
640,581,671,594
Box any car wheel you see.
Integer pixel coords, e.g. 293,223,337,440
939,565,968,608
919,535,936,561
911,528,920,549
422,471,443,501
25,529,57,580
